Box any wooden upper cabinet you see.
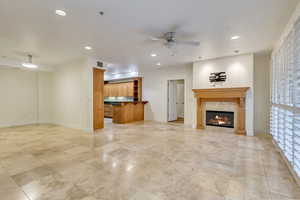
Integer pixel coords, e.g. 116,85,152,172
108,84,113,97
111,84,118,97
104,81,136,97
122,83,128,96
105,83,116,97
106,84,113,97
126,82,134,97
104,85,107,97
104,84,109,97
117,83,123,97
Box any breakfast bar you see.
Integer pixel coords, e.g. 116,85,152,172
111,101,148,124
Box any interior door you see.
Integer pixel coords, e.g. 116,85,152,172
168,80,177,121
176,83,184,118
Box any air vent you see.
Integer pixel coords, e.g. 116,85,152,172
97,61,103,67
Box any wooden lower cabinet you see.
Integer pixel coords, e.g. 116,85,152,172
112,102,147,124
104,104,113,118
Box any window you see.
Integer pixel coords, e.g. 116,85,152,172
271,18,300,178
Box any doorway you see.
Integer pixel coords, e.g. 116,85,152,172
167,79,185,123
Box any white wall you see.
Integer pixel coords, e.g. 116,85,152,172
193,54,254,136
0,68,38,127
51,58,94,131
254,54,270,134
0,57,98,131
140,64,194,126
274,2,300,53
0,68,52,127
37,71,53,124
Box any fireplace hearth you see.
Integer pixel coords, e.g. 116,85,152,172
206,110,234,128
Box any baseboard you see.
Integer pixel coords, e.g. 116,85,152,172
0,121,38,128
51,121,93,133
246,129,254,136
37,120,54,124
272,139,300,187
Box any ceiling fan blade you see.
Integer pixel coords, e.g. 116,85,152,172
176,40,200,46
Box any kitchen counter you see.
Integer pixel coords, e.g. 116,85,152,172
105,101,148,104
110,101,148,124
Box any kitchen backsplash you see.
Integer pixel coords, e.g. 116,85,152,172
104,96,134,102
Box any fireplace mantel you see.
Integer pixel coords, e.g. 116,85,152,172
193,87,250,135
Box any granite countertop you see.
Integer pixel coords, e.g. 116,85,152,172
104,100,133,103
105,101,148,104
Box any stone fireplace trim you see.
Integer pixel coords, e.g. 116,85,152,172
193,87,250,135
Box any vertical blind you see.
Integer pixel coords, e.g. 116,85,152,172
271,18,300,177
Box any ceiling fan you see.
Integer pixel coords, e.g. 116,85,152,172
22,54,38,68
0,54,41,69
150,31,200,49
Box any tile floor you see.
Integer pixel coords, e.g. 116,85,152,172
0,121,299,200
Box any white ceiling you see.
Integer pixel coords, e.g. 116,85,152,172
0,0,298,73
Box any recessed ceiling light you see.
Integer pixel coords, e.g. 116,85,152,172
157,62,161,66
151,54,157,57
55,10,67,16
85,46,92,50
231,35,240,40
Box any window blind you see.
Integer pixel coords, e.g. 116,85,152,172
295,113,300,175
296,19,300,108
271,18,300,178
294,17,300,177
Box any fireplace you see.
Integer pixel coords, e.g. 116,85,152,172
206,110,234,128
193,88,249,135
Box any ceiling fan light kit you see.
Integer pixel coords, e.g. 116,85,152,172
22,63,38,68
22,55,38,69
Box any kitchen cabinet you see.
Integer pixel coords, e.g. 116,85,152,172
104,84,113,97
126,82,134,97
104,81,135,97
104,104,113,118
112,101,148,123
118,83,126,97
110,84,118,97
104,84,109,97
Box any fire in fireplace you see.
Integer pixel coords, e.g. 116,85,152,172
206,110,234,128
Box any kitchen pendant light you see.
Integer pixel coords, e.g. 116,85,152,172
22,55,38,69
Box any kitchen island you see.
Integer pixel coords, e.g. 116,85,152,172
105,101,148,124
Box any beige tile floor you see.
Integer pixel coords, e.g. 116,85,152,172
0,121,299,200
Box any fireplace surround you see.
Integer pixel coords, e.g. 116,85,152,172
193,87,249,135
